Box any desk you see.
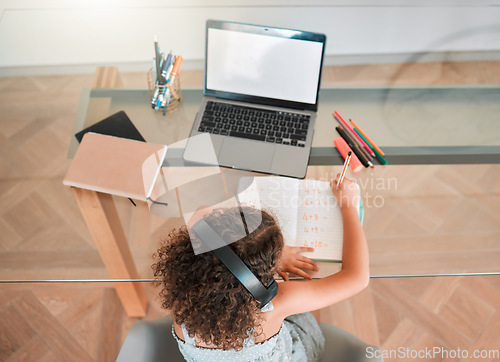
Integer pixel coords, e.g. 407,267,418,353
63,74,500,315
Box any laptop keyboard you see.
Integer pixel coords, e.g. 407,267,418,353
197,101,310,147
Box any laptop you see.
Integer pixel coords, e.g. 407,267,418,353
183,20,326,178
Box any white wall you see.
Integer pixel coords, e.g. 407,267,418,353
1,1,500,76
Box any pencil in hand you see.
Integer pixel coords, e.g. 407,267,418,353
337,151,352,188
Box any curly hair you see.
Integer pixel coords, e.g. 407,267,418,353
152,206,284,350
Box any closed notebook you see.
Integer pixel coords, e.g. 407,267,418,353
64,132,167,201
75,110,145,143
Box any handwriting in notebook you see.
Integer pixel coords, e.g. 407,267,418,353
237,177,354,260
296,193,343,257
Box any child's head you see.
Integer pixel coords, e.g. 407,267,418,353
153,206,284,350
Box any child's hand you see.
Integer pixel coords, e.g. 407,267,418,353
278,246,319,281
330,174,359,209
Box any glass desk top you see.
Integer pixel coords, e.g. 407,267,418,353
69,85,500,164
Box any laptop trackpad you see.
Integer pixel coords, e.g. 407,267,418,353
218,138,274,172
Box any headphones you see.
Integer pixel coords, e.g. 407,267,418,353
190,218,278,308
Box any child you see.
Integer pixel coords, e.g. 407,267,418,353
152,177,369,361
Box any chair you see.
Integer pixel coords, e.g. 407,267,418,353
319,322,383,362
116,315,383,361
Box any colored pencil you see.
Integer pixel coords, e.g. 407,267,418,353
353,128,388,165
333,115,373,161
334,111,376,158
350,119,385,156
336,126,372,168
337,151,352,187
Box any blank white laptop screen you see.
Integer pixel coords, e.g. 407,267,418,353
206,28,324,105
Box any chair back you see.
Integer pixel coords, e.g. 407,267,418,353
117,316,383,362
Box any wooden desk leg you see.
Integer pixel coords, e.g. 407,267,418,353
71,187,148,317
92,66,124,88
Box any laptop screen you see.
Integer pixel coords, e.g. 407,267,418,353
204,20,326,111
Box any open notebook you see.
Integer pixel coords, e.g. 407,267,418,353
237,177,363,261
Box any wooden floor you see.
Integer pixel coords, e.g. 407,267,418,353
1,62,500,361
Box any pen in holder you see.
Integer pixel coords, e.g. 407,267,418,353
147,68,182,115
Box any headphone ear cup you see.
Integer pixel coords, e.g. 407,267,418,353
259,279,278,308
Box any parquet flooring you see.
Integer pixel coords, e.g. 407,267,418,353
328,275,500,361
1,62,500,361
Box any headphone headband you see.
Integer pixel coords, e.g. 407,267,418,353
190,218,278,307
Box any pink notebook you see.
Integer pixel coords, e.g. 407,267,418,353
64,132,167,201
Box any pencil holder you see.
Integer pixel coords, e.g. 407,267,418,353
147,68,183,115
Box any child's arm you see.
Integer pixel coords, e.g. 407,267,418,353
272,177,370,317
